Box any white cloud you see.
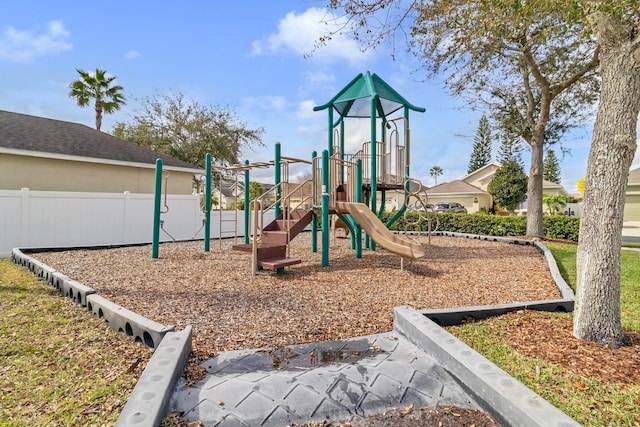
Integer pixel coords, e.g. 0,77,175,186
251,7,374,67
0,20,72,62
296,99,317,120
124,50,140,59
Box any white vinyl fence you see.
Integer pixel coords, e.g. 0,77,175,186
0,188,266,257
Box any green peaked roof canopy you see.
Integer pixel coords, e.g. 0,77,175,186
313,71,425,118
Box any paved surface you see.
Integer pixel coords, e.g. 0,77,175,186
169,331,485,426
623,221,640,243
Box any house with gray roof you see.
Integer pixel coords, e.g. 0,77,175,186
0,110,202,194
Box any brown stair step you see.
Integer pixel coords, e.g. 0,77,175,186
258,257,302,270
232,243,286,258
261,230,289,245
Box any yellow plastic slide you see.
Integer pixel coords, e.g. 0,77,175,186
335,202,425,259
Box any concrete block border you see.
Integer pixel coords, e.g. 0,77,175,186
394,306,580,427
116,326,193,427
11,248,175,352
403,231,577,324
87,294,175,350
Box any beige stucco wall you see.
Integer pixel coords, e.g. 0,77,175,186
624,185,640,221
0,153,195,194
464,164,500,192
427,194,490,213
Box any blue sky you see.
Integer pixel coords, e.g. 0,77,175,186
2,1,637,193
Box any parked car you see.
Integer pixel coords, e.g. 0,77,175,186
409,203,434,212
433,202,467,213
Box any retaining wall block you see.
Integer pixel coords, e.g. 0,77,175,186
86,294,174,351
394,306,580,427
422,299,574,327
51,271,70,292
60,278,96,307
116,326,193,427
36,262,57,285
11,248,26,265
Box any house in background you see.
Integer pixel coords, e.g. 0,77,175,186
210,180,277,209
211,181,244,209
625,168,640,221
0,110,202,194
425,162,570,214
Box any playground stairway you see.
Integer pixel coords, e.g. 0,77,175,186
233,209,314,272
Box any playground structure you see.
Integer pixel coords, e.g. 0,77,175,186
152,72,436,272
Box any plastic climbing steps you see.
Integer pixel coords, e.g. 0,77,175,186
233,209,314,273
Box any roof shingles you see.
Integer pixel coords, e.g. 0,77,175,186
0,110,200,170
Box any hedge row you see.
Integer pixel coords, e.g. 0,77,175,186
381,212,580,242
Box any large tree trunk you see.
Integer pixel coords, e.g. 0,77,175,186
574,15,640,347
526,137,545,238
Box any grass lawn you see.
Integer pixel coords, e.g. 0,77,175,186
449,243,640,426
0,259,150,426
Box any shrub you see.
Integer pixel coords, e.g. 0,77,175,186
383,211,580,241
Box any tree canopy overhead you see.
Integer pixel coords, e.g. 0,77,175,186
113,92,264,169
325,0,600,238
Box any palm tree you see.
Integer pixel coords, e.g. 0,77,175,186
69,68,126,131
430,165,443,185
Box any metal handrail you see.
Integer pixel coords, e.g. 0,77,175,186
249,179,315,275
403,176,438,244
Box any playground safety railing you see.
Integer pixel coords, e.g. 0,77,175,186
342,140,405,187
312,153,359,208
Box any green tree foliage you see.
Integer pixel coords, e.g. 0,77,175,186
68,68,126,132
467,114,493,174
497,133,524,169
113,92,264,168
248,181,265,200
324,0,600,239
542,193,572,214
488,159,528,213
429,165,443,185
543,149,562,184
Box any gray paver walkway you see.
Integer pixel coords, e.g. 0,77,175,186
170,331,485,426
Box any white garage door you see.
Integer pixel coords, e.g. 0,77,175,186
624,195,640,221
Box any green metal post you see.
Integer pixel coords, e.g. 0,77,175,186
328,108,334,156
321,150,330,267
355,159,363,259
152,158,162,259
274,143,282,218
340,119,345,184
405,106,411,177
311,150,318,253
204,153,212,252
370,97,377,251
244,160,250,244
